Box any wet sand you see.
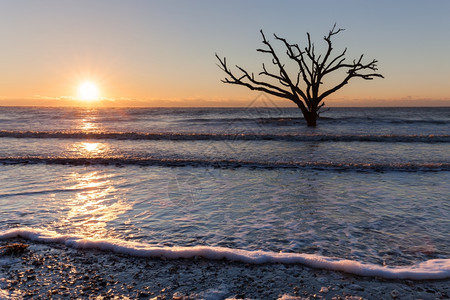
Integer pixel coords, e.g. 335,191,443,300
0,239,448,299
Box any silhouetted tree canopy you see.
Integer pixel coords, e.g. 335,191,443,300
216,25,383,126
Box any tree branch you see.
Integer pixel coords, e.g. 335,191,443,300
273,34,310,100
215,53,293,99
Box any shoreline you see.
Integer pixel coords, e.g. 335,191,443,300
1,239,448,299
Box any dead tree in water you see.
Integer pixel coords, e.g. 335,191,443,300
216,25,383,126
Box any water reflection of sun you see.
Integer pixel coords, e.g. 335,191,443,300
70,109,109,156
61,171,132,239
78,109,101,132
69,141,108,157
81,119,97,131
83,142,99,152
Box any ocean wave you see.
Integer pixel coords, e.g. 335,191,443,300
176,115,449,126
258,116,449,126
1,156,448,171
1,228,448,280
0,130,448,143
320,116,449,125
0,188,85,199
177,116,306,125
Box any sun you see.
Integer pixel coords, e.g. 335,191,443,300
77,82,100,101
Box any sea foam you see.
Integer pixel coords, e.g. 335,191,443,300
1,228,449,280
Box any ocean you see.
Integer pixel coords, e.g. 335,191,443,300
0,104,449,280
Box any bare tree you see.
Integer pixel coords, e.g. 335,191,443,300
216,25,383,126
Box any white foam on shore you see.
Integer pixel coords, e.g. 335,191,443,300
1,227,449,280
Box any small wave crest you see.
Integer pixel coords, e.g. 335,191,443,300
321,116,449,125
0,130,448,143
1,156,449,171
176,115,449,126
1,228,448,280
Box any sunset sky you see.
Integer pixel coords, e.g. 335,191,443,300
1,0,449,107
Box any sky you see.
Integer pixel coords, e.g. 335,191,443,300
0,0,449,107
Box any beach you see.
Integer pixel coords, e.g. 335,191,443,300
1,239,448,300
2,0,450,298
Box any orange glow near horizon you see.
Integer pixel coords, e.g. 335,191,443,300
1,2,450,108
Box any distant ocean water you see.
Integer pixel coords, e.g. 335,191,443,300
0,105,449,280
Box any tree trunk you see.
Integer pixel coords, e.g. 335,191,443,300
304,111,317,127
297,104,317,127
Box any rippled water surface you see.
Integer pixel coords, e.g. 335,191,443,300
0,106,449,267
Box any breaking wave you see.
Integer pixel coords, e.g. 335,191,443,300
0,130,448,143
176,115,449,126
1,156,448,171
1,228,448,280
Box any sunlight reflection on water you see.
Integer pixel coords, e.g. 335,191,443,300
69,142,109,157
81,119,97,131
58,171,133,239
78,109,100,132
